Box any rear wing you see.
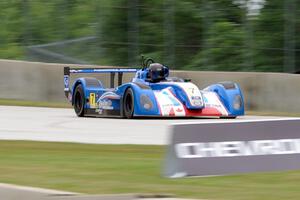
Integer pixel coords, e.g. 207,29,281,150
64,66,138,98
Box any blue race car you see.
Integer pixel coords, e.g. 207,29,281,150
64,58,244,118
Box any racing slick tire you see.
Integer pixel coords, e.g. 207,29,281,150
123,88,134,119
74,84,85,117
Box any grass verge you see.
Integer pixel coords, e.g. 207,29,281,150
0,99,70,108
247,111,300,117
0,141,300,200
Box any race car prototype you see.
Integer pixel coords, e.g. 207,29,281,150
64,59,244,118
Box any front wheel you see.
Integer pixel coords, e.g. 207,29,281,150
123,88,134,119
73,84,85,117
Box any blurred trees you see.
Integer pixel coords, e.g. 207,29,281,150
0,1,24,58
0,0,298,72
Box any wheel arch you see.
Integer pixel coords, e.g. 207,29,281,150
119,83,138,117
72,79,84,105
118,82,160,117
71,77,103,105
205,81,245,116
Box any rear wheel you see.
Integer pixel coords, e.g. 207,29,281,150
123,88,134,119
73,84,85,117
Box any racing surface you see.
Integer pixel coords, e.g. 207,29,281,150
0,105,290,145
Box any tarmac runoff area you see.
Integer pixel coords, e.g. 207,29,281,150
0,106,298,200
0,105,292,145
0,104,206,200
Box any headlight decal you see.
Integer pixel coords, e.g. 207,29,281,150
140,94,153,110
233,95,242,110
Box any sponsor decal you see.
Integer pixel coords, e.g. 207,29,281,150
97,99,113,110
99,92,120,100
191,96,203,106
89,93,96,108
64,75,69,91
176,108,183,112
162,91,180,106
191,96,201,100
188,87,195,94
70,69,80,73
205,103,222,108
176,139,300,158
94,92,118,112
70,69,137,73
203,96,208,103
202,91,228,115
154,88,185,116
164,120,300,177
162,104,176,116
169,107,175,116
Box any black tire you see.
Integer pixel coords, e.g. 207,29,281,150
73,84,85,117
123,88,134,119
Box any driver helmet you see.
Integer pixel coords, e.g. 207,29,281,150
148,63,169,82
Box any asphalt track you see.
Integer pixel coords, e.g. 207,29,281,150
0,105,290,145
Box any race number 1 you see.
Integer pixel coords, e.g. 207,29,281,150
90,93,96,108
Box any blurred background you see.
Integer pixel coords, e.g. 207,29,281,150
0,0,299,72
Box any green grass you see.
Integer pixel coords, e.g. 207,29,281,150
0,141,300,200
0,99,70,108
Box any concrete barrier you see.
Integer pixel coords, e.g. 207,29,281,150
0,59,299,113
170,71,300,113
